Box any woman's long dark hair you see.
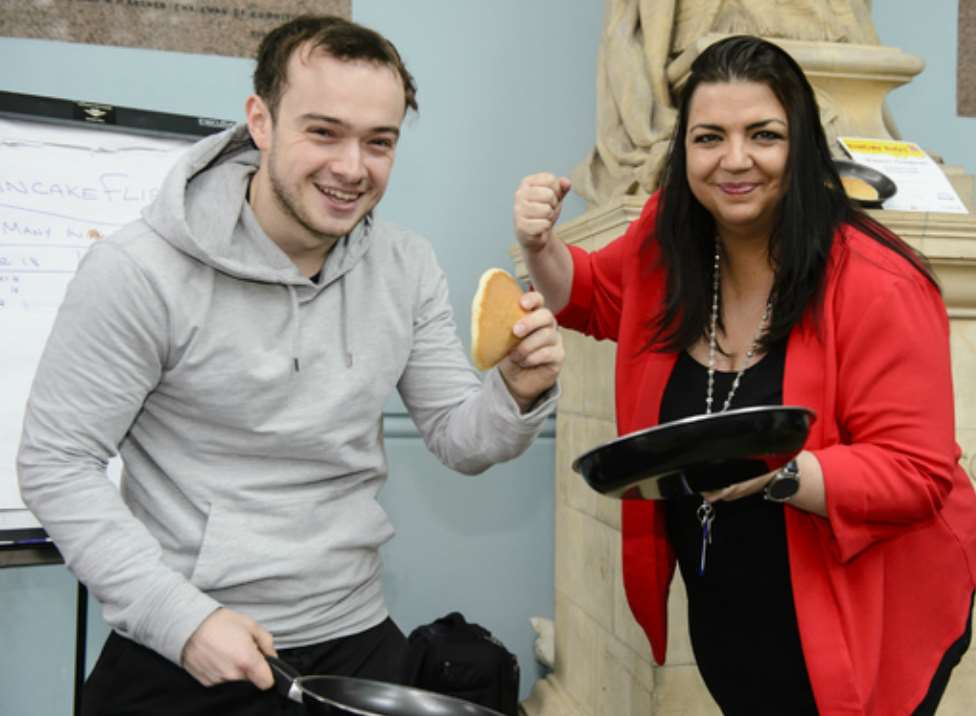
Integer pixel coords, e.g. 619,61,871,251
647,35,937,353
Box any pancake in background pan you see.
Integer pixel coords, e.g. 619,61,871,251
841,175,879,202
471,268,528,371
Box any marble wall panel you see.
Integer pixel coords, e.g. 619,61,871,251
554,503,616,632
558,328,586,416
559,414,620,528
650,666,721,716
554,593,602,715
950,320,976,433
593,630,655,716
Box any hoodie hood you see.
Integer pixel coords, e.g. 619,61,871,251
142,124,367,369
142,123,371,288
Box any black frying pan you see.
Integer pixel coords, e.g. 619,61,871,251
267,656,506,716
572,405,816,499
834,158,897,208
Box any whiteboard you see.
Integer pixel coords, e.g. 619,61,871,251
0,110,207,531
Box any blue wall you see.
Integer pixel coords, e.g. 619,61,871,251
0,2,602,714
873,0,976,177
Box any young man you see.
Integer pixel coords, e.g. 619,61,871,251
17,15,563,715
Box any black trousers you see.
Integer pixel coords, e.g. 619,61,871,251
80,617,408,716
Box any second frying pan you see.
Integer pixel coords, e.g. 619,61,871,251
572,405,816,499
267,656,506,716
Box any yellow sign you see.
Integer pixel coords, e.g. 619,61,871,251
837,136,968,214
838,138,926,158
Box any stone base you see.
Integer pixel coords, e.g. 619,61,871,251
520,675,584,716
871,207,976,317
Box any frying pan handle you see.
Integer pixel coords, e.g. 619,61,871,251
266,655,304,703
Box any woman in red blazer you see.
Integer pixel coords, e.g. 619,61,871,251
513,36,976,715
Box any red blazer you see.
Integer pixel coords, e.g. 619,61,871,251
556,193,976,715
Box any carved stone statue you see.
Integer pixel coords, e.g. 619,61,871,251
574,0,879,205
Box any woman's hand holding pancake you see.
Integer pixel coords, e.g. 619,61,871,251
497,291,564,412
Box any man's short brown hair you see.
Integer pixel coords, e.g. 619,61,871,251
253,15,418,119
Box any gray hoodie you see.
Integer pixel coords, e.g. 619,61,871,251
17,125,556,665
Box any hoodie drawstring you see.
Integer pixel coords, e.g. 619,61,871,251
339,273,353,368
287,284,301,372
286,274,353,373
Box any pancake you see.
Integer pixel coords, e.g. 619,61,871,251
841,175,879,201
471,268,528,371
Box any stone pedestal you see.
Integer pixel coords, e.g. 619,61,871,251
514,201,976,716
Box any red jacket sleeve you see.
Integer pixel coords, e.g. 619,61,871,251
556,241,625,341
556,195,659,341
815,247,960,562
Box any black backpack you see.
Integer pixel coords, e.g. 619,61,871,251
403,612,520,715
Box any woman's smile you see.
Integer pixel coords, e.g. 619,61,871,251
717,182,760,195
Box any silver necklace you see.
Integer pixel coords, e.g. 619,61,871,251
697,242,772,576
705,244,772,415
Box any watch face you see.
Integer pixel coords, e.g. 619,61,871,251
768,475,800,500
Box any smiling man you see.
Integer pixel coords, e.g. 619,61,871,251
17,15,563,716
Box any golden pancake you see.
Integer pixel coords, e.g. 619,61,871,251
841,175,879,202
471,268,528,371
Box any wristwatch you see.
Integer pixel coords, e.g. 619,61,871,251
763,459,800,503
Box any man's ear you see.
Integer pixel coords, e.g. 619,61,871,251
245,94,272,151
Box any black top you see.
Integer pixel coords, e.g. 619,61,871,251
661,344,819,715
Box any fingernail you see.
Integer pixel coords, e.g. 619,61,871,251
513,322,526,336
